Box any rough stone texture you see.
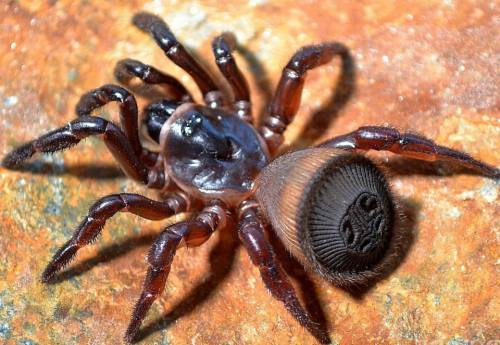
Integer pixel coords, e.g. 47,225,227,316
0,1,498,344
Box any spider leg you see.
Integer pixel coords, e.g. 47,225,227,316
132,12,224,108
1,116,166,187
212,33,252,123
237,202,331,344
114,58,193,102
124,200,228,343
319,126,499,178
262,42,348,153
41,192,190,283
75,84,144,158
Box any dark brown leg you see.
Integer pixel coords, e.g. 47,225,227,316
212,33,252,123
42,192,189,283
237,201,331,344
262,42,348,153
319,126,499,178
1,116,166,187
124,200,228,342
132,12,224,108
75,84,144,158
114,58,193,102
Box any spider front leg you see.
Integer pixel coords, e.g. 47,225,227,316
212,33,252,123
132,12,224,108
125,200,228,342
1,116,166,187
42,192,190,282
114,58,193,102
75,84,143,158
238,202,331,344
262,42,349,153
320,126,499,177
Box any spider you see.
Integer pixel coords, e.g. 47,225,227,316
2,12,498,344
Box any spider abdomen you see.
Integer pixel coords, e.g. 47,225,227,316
255,147,395,286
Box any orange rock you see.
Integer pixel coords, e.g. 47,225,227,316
0,1,498,344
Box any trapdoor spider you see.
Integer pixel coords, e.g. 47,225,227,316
3,12,499,344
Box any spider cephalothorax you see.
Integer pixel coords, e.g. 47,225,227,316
160,103,269,203
2,12,498,344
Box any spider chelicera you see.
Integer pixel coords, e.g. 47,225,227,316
2,12,498,344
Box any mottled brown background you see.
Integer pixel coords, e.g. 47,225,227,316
0,1,498,344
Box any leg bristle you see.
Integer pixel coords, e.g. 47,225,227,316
37,132,80,153
124,293,155,343
2,143,35,168
41,242,78,283
75,90,103,117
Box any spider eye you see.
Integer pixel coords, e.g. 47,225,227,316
255,147,395,287
181,113,203,137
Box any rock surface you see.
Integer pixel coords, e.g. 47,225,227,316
0,1,498,344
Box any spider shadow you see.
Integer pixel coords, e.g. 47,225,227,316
293,43,356,149
267,228,331,333
47,232,157,284
236,44,274,125
3,160,124,180
133,224,239,343
383,156,494,178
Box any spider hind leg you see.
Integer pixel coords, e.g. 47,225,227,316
238,202,331,344
320,126,500,178
125,201,228,343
